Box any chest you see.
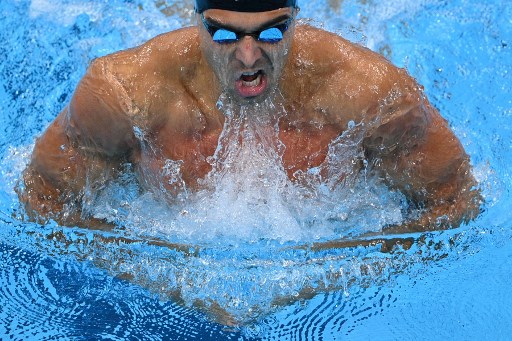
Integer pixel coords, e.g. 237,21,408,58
135,106,353,191
141,127,339,187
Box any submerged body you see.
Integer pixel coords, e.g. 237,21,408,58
19,8,480,233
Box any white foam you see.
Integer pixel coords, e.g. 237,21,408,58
86,97,405,245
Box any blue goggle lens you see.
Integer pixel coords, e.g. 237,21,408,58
212,27,284,44
203,15,288,44
258,27,284,43
212,29,238,43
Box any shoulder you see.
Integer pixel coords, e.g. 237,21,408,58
288,25,421,118
96,26,201,79
79,27,203,120
291,26,385,71
292,25,414,89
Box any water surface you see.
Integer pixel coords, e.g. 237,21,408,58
0,0,511,339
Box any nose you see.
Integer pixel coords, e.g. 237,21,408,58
235,36,262,68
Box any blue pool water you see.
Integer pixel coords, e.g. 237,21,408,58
1,0,511,339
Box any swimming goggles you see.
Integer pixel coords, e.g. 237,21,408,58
201,14,291,44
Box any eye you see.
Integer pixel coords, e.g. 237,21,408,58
258,27,284,43
212,29,237,43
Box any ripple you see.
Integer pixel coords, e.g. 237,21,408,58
239,226,512,338
0,243,74,339
0,241,240,339
251,284,400,339
1,214,500,328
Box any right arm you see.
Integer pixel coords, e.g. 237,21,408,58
18,57,137,226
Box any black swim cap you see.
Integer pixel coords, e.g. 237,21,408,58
195,0,298,13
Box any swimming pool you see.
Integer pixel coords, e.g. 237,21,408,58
1,0,511,339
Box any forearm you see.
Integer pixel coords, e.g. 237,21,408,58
18,110,112,226
20,151,120,229
18,165,69,223
383,179,482,234
18,113,85,223
365,99,482,232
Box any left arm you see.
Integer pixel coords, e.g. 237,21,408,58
293,28,481,232
364,89,482,233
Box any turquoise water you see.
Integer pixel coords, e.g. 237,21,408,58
0,0,511,339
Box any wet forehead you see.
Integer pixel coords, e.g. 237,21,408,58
202,8,293,32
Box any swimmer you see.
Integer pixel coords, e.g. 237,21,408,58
18,0,481,232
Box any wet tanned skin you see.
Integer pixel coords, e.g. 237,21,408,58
19,8,481,231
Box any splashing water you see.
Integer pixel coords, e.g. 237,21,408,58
83,93,405,246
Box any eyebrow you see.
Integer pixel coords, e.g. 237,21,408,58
204,14,291,32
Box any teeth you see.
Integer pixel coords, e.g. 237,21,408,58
242,71,258,76
242,74,261,87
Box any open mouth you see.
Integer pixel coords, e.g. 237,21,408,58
241,70,263,86
235,70,268,98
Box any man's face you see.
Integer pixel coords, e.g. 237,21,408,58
198,8,296,104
